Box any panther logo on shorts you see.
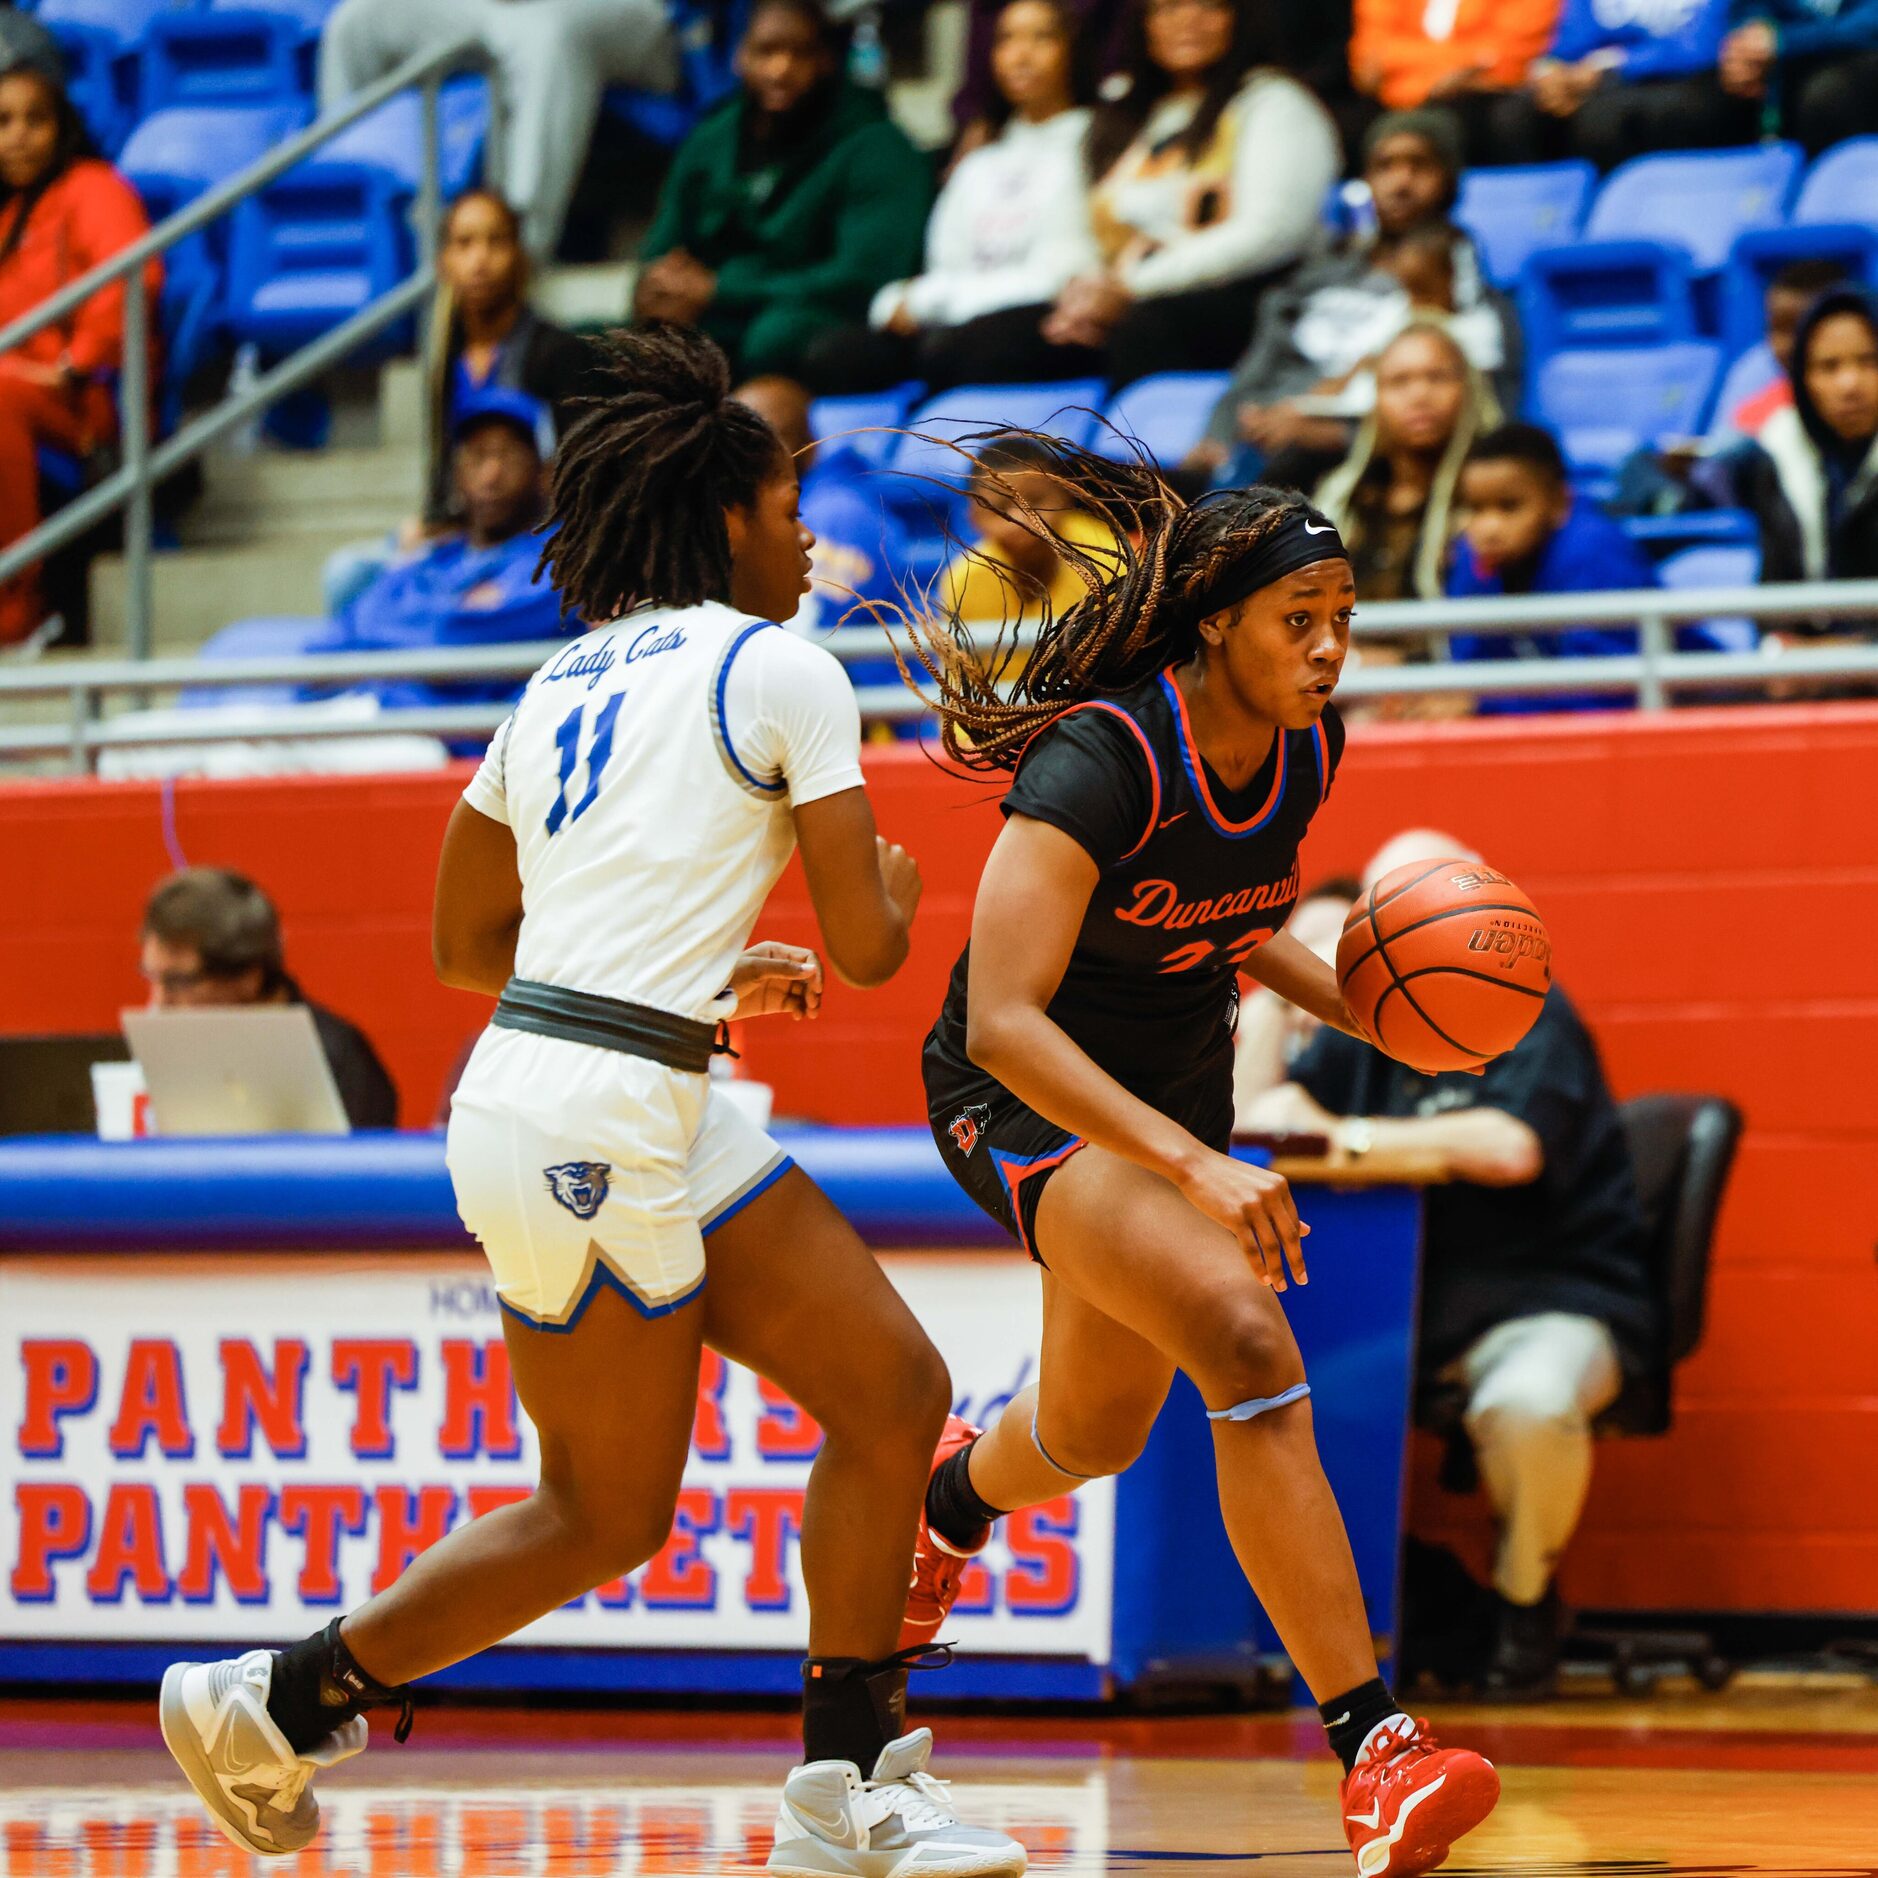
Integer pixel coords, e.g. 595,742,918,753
948,1103,992,1158
544,1160,611,1220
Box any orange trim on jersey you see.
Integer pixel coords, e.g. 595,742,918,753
1158,665,1287,838
1013,700,1162,863
992,1136,1090,1263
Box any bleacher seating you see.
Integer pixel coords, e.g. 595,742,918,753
1533,342,1722,473
1659,543,1762,652
120,100,311,222
810,385,922,469
1100,372,1231,466
1456,160,1597,290
1518,240,1698,356
1586,144,1803,275
136,8,304,115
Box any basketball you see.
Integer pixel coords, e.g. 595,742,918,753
1337,858,1552,1074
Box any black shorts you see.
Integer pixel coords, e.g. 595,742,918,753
922,1030,1234,1267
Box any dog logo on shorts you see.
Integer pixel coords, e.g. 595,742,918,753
948,1103,992,1158
544,1161,611,1220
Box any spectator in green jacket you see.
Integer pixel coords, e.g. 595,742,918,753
631,0,932,380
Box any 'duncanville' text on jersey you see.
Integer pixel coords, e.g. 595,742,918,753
931,669,1344,1094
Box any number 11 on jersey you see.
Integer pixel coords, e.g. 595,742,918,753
545,693,624,836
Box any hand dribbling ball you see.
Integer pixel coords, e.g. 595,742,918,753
1337,858,1551,1074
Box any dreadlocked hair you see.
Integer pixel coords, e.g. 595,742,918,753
892,434,1312,774
538,323,785,620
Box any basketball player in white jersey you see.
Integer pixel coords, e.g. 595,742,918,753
159,326,1026,1878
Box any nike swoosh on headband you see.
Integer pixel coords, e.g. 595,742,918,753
1304,521,1336,535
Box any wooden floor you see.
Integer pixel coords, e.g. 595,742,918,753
4,1679,1876,1874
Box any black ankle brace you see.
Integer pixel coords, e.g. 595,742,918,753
266,1616,415,1754
800,1644,952,1772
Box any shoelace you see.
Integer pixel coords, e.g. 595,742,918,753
1364,1719,1439,1774
865,1769,960,1835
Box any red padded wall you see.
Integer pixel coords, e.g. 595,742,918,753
6,702,1877,1614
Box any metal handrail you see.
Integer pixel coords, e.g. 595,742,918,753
1,576,1874,770
0,37,488,657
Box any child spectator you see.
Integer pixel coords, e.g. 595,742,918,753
1447,421,1667,710
633,0,931,382
0,59,158,644
1190,109,1516,490
1032,0,1340,389
805,0,1098,394
940,434,1123,627
1350,0,1560,154
1486,0,1727,168
422,190,597,528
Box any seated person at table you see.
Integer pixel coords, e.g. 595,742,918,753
939,434,1123,628
337,389,568,711
631,0,931,382
1244,828,1655,1699
140,868,397,1129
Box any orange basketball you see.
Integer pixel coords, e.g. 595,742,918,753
1336,858,1552,1074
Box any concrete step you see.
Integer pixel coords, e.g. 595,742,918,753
89,535,358,654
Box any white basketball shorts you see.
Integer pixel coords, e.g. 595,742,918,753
444,1025,791,1329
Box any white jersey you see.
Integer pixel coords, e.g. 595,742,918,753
462,600,864,1022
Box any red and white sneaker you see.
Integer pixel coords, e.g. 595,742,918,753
1339,1717,1500,1876
898,1415,990,1651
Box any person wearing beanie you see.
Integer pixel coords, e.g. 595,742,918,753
1187,107,1518,492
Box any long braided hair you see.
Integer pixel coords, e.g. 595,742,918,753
894,432,1316,773
538,323,785,621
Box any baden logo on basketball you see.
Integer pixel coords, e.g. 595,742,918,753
1466,922,1553,974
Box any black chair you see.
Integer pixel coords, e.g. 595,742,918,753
1416,1092,1743,1692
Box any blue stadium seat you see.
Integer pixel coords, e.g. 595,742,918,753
38,0,171,153
224,160,412,356
180,615,335,710
157,225,221,427
810,384,922,469
120,100,311,223
1794,136,1878,225
1100,371,1231,466
137,8,305,116
316,80,488,201
1721,222,1878,359
1518,240,1697,362
1658,543,1761,652
885,380,1107,535
1622,509,1759,552
1455,160,1596,289
1586,143,1802,273
1533,342,1723,472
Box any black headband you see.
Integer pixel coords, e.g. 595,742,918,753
1198,502,1350,618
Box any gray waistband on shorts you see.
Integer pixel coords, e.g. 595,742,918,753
491,978,719,1074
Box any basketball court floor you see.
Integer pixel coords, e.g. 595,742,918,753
4,1680,1875,1874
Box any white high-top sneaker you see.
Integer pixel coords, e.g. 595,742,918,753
159,1651,368,1857
768,1727,1027,1877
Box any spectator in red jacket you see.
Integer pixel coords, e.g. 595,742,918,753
0,60,159,644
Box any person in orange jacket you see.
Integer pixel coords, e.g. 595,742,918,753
0,59,160,644
1350,0,1560,154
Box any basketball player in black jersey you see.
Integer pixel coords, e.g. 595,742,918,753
898,459,1501,1878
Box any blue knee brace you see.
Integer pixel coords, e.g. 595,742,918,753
1031,1403,1102,1480
1206,1382,1311,1423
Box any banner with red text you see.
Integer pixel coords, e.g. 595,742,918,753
1,1252,1113,1660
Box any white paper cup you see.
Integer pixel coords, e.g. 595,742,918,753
91,1060,152,1140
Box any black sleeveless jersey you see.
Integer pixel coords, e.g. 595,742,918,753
929,667,1344,1105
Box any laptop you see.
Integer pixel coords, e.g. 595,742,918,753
0,1033,130,1135
122,1006,350,1137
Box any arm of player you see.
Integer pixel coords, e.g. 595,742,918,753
432,799,524,997
1247,1079,1543,1186
965,814,1311,1290
1240,928,1371,1040
792,788,922,989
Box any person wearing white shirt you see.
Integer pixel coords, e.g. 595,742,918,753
803,0,1100,393
1037,0,1340,388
